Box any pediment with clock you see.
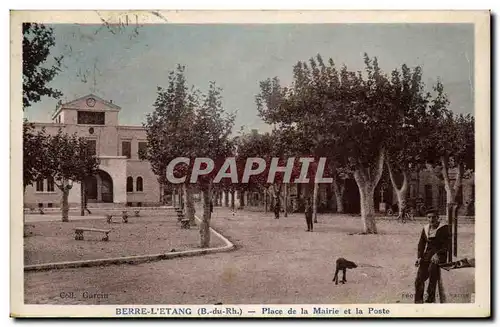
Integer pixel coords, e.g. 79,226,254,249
52,94,122,125
57,94,121,112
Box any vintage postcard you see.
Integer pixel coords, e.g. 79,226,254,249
10,10,490,318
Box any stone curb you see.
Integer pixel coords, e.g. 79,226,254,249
24,214,235,272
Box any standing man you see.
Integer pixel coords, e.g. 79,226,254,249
274,196,281,219
84,193,91,215
414,209,450,303
305,198,313,232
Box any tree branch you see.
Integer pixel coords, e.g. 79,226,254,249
401,170,409,195
353,169,364,188
441,155,451,193
453,162,464,195
373,146,386,185
386,157,400,191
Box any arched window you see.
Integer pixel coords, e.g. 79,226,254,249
47,177,55,192
126,176,133,192
136,177,143,192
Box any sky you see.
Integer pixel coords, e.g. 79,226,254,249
24,23,474,133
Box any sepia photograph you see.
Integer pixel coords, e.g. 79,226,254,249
10,10,490,318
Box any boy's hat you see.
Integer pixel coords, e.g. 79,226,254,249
426,208,438,216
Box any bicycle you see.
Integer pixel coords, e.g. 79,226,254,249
397,207,414,223
385,204,398,218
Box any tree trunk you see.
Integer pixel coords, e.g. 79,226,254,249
230,189,235,210
386,160,409,216
61,188,70,222
161,182,168,205
441,156,464,260
184,184,196,226
441,156,463,205
179,186,184,210
239,190,245,209
353,148,385,234
214,191,219,206
264,189,268,212
80,182,85,216
199,183,212,248
172,187,177,207
182,184,187,210
416,169,420,199
313,182,319,223
453,204,459,257
395,190,406,216
284,184,288,217
325,183,333,212
159,182,164,204
333,178,345,213
222,190,228,207
56,179,72,222
296,183,303,211
358,183,377,233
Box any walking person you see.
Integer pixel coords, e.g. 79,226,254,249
305,198,314,232
84,194,91,215
274,196,281,219
398,203,407,223
414,209,450,303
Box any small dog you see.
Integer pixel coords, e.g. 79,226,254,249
332,258,357,285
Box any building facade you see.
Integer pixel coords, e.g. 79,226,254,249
24,94,161,208
239,169,475,216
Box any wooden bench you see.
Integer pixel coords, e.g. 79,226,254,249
74,227,111,241
180,219,190,229
174,208,190,228
24,208,44,214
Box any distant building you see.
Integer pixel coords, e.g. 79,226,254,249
236,169,475,216
24,94,161,208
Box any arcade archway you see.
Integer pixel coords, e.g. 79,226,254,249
84,170,114,203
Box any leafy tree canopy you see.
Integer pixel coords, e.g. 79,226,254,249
23,23,63,109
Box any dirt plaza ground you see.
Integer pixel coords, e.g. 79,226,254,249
24,207,475,305
24,213,224,266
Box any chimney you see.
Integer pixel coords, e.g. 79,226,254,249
109,99,113,103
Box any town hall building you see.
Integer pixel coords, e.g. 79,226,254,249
24,94,161,208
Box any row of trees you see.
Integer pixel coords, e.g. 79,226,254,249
22,23,101,228
140,64,338,247
254,54,474,234
141,65,235,248
140,54,473,243
23,124,100,223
